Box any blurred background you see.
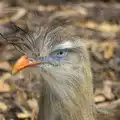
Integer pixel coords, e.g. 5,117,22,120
0,0,120,119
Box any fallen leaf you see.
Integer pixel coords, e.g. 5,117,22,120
17,108,31,119
0,102,8,112
0,61,12,71
104,45,114,59
0,83,10,92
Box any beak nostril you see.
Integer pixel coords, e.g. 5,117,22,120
29,58,35,62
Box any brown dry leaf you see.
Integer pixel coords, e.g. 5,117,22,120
15,90,27,105
37,5,57,11
76,21,97,28
0,61,12,71
0,17,10,24
17,112,31,119
104,45,114,59
0,114,5,120
78,21,119,33
17,108,31,119
0,73,12,83
10,8,26,21
27,99,38,120
103,80,115,100
81,21,97,29
107,71,116,81
94,95,106,103
98,22,119,33
0,73,11,92
0,102,8,112
101,41,117,59
27,99,38,110
0,83,10,92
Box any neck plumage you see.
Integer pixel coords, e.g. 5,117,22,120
37,77,96,120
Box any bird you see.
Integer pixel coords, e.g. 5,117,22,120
2,17,120,120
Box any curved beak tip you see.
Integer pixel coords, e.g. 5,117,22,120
12,56,30,74
12,56,40,74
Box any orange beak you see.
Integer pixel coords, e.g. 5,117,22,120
12,56,40,74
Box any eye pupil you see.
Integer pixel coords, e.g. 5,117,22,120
57,51,63,55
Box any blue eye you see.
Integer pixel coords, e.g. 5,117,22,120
45,49,68,64
56,49,68,58
48,49,68,62
57,51,64,55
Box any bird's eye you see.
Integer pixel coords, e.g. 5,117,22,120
57,51,64,56
50,49,68,59
56,49,68,57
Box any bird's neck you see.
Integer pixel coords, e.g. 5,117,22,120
37,85,96,120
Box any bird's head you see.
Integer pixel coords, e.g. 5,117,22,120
12,40,86,76
4,21,94,113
